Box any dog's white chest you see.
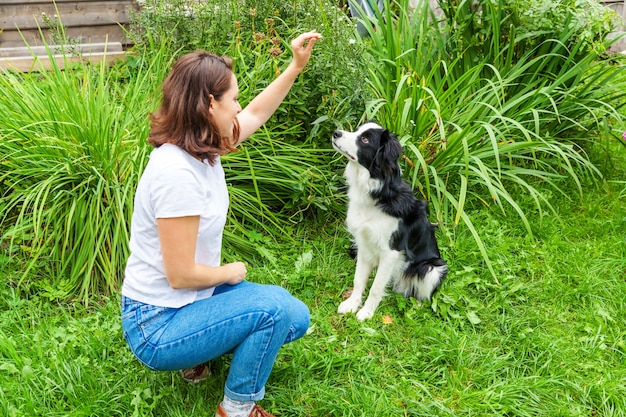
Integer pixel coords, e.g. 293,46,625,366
346,195,397,246
344,162,398,243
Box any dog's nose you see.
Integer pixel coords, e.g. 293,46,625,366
332,130,342,139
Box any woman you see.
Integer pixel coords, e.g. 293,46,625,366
121,31,322,417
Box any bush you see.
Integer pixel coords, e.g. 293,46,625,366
128,0,370,145
513,0,621,54
125,0,375,256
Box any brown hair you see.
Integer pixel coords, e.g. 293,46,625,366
148,51,240,165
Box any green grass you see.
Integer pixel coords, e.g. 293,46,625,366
1,145,624,416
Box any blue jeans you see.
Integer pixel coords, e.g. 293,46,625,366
121,281,310,402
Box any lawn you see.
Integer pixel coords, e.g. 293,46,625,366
1,145,624,417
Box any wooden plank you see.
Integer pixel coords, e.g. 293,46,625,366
0,41,123,57
0,40,125,72
0,1,137,30
602,0,626,52
0,49,126,72
0,0,120,4
0,25,131,48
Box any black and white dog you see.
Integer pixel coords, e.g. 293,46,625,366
332,122,448,320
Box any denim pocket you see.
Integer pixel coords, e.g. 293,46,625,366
137,304,172,343
121,308,136,323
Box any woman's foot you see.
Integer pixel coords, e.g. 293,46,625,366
180,363,210,383
215,404,275,417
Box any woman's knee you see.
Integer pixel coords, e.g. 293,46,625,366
264,286,310,341
291,296,310,329
259,286,309,324
286,296,309,342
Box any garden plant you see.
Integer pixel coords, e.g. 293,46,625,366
0,0,625,415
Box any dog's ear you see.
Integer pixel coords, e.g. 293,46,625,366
381,130,402,159
375,130,402,178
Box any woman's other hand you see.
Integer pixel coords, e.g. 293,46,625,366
223,262,247,285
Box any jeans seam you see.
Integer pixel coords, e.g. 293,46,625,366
249,312,274,399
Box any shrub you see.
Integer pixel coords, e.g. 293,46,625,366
128,0,370,146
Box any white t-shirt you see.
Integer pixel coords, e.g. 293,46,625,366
122,144,229,307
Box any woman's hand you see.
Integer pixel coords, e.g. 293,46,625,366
290,30,323,71
223,262,247,285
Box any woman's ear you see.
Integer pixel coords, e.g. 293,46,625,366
208,94,216,112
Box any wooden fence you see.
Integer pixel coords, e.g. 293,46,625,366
0,0,138,71
1,0,625,71
603,0,626,51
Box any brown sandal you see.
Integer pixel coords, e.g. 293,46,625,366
180,363,210,383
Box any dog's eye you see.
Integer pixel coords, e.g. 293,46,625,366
360,136,369,144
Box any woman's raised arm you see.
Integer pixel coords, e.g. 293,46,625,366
235,30,322,143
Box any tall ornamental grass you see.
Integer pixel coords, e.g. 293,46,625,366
356,0,626,276
0,42,170,301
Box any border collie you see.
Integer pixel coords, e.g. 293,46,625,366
332,122,448,321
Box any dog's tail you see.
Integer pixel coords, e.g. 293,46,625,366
393,259,448,301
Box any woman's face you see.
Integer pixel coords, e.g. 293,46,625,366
209,73,242,138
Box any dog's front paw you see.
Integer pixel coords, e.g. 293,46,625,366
338,297,361,314
356,306,375,321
